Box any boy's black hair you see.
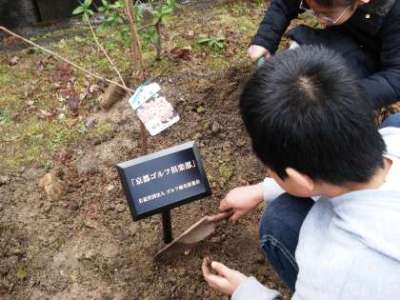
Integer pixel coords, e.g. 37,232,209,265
240,45,386,184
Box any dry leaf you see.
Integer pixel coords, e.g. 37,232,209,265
170,47,193,61
67,95,80,117
37,109,55,119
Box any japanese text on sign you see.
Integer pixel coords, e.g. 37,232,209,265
131,160,196,187
138,179,201,204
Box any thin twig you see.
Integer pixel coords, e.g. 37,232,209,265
0,26,133,93
155,20,162,61
86,19,127,88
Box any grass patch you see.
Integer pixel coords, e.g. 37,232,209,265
0,115,114,170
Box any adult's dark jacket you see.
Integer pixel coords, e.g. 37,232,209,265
252,0,400,109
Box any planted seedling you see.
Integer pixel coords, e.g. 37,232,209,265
197,36,225,53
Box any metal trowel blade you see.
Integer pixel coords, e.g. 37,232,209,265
154,211,233,260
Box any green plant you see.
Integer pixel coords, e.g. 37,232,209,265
197,36,225,53
99,0,132,45
72,0,95,21
153,0,176,59
137,0,177,59
73,0,177,59
0,109,12,125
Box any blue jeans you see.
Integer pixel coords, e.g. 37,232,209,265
259,194,314,291
259,113,400,291
381,112,400,128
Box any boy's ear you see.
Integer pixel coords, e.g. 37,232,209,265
285,167,315,195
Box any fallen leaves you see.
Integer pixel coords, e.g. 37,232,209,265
66,94,80,117
169,46,193,61
55,63,81,117
37,109,56,120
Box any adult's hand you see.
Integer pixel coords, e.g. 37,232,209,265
247,45,271,61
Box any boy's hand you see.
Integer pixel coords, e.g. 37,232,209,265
202,258,247,296
211,184,264,223
247,45,271,61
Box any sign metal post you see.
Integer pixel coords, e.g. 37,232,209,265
161,210,173,244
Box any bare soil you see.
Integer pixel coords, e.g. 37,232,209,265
0,57,292,299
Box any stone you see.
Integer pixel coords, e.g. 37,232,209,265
76,153,98,176
211,121,221,133
39,173,65,201
193,133,202,140
101,243,119,258
9,56,20,66
128,223,139,236
105,184,115,192
0,175,10,186
85,116,97,128
116,204,126,213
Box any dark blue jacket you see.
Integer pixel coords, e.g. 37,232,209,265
252,0,400,109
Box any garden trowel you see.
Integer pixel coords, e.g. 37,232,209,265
154,210,233,260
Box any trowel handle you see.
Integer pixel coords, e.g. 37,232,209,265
256,56,266,68
207,209,234,223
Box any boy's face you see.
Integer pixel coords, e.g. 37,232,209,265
267,168,316,198
305,0,366,26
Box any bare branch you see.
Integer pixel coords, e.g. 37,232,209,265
0,26,133,93
86,19,127,88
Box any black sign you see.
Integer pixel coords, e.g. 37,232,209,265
116,141,211,221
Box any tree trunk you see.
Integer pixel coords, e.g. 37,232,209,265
123,0,148,154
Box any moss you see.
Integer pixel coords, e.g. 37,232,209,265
0,65,13,85
0,115,115,170
1,117,78,168
87,120,114,139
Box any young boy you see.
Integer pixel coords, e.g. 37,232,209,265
248,0,400,109
202,46,400,299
